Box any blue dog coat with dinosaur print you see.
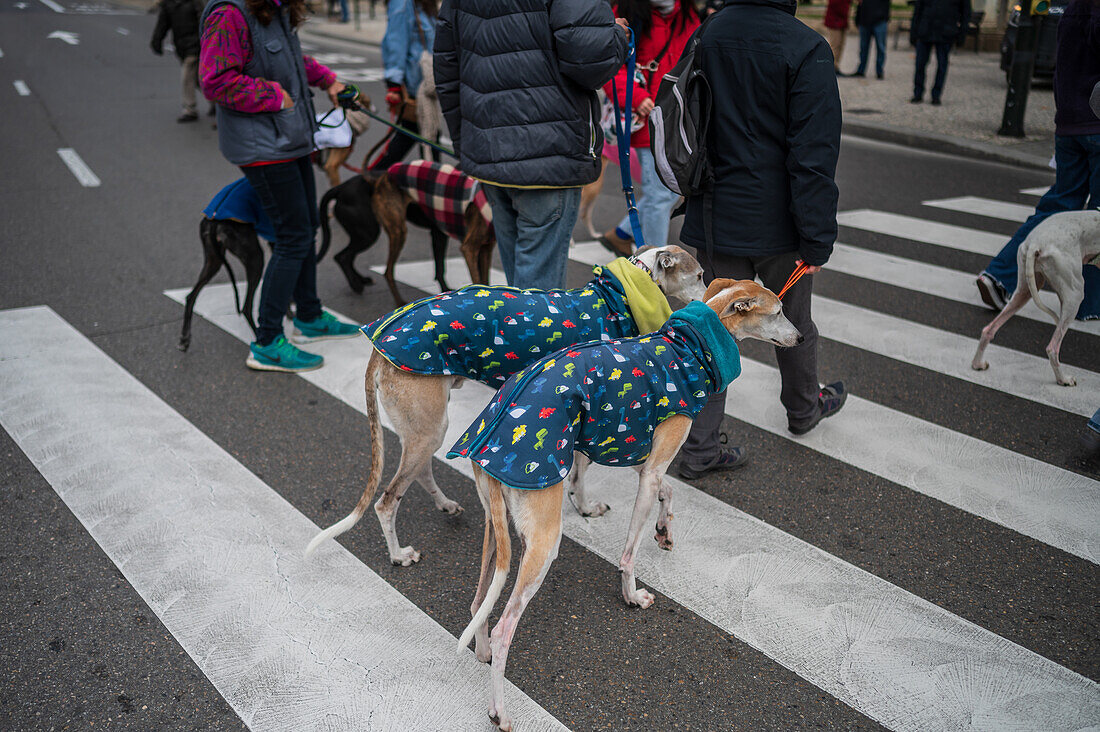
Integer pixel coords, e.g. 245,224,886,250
363,266,649,385
447,301,742,489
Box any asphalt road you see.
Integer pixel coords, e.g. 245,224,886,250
1,3,1098,731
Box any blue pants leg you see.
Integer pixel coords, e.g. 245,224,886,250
484,184,579,290
982,134,1100,319
856,26,872,75
872,22,888,76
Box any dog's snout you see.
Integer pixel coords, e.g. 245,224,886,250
796,334,805,345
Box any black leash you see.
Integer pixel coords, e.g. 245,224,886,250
325,84,458,160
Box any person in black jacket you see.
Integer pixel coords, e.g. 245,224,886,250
851,0,890,78
908,0,970,104
433,0,628,290
151,0,204,122
676,0,847,480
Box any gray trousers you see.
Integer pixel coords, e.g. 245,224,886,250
679,248,821,466
181,55,199,115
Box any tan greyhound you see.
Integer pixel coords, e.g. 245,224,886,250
453,279,802,730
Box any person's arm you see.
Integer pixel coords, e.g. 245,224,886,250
909,0,922,44
151,3,170,55
958,0,972,42
433,0,460,153
304,56,337,89
199,5,288,113
785,41,842,268
549,0,628,90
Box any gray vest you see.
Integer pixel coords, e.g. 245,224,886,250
201,0,318,165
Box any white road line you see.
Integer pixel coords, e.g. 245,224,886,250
56,148,100,187
373,252,1100,562
1021,186,1051,197
924,196,1034,223
572,241,1100,337
837,210,1006,256
0,306,566,732
37,0,65,11
13,80,30,96
164,286,1100,732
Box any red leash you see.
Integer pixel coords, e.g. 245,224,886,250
776,262,811,300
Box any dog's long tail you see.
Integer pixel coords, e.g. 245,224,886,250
304,355,386,557
317,182,344,262
457,468,512,654
1026,246,1059,322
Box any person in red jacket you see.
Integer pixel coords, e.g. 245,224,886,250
824,0,853,75
598,0,700,255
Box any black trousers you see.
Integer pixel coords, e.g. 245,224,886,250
679,248,821,466
913,41,952,101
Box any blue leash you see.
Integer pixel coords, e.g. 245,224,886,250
610,29,646,250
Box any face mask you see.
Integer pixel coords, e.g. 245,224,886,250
651,0,675,14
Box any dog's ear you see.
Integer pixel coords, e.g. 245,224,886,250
720,296,759,318
656,249,676,273
703,278,736,301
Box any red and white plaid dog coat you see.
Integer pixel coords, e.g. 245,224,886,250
387,160,493,242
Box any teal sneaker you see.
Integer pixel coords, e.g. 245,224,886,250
246,335,323,372
291,311,361,343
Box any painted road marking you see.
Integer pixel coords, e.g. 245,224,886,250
165,285,1100,731
924,196,1034,223
1021,186,1051,197
57,148,100,187
39,0,66,12
0,306,566,732
13,80,30,96
837,210,1006,256
371,255,1100,563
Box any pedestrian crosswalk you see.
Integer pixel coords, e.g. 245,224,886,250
6,182,1099,730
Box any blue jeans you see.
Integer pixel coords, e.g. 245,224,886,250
483,185,581,290
616,148,679,248
241,156,324,346
982,134,1100,320
913,41,951,101
856,22,887,77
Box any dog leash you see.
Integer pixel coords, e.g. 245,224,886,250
610,28,647,250
776,262,811,300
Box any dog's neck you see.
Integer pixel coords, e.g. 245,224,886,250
629,250,658,281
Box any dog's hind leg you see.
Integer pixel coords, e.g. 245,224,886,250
654,474,675,552
620,415,691,608
430,227,451,292
1041,264,1084,386
487,481,563,731
469,476,496,663
567,453,609,517
972,256,1037,372
180,219,225,351
240,232,265,337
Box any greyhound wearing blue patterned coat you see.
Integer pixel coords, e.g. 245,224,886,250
451,278,802,731
305,245,706,566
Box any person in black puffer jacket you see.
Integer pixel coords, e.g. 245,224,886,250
676,0,846,480
851,0,890,78
433,0,628,290
151,0,205,122
908,0,970,104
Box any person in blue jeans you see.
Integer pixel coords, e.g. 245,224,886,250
851,0,889,79
1083,407,1100,457
976,0,1100,321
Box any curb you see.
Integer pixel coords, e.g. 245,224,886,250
842,118,1052,171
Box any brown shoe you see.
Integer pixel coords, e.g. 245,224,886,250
597,230,634,257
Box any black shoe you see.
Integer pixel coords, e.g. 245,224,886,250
976,274,1007,311
851,71,866,78
177,112,199,123
788,382,847,436
1081,426,1100,460
677,436,748,480
910,96,923,104
835,69,848,77
876,71,884,80
931,98,942,106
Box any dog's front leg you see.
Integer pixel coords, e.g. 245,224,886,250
654,479,674,551
567,452,609,517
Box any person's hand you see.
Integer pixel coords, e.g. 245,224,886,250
326,80,346,108
796,259,823,274
279,87,293,110
385,84,405,114
615,17,630,33
636,97,655,117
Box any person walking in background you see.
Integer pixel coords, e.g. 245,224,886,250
851,0,889,78
200,0,360,372
976,0,1100,319
823,0,852,75
909,0,970,104
434,0,628,290
597,0,699,255
368,0,437,171
676,0,847,480
151,0,204,122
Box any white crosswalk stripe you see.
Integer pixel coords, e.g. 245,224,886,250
837,210,1006,255
0,306,566,732
923,196,1035,223
1021,186,1051,197
162,285,1100,731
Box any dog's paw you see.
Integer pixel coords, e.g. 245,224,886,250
437,499,464,515
391,546,421,566
475,640,492,664
654,531,674,551
972,360,989,371
625,588,656,609
579,501,610,517
1058,376,1077,387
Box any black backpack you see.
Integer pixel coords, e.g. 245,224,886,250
648,16,715,199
